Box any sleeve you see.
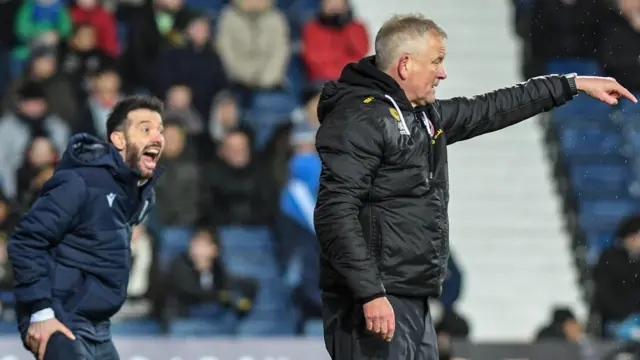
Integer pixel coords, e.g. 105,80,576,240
15,4,38,42
57,8,73,39
344,22,370,62
8,170,87,314
436,75,576,145
314,111,386,302
257,13,291,88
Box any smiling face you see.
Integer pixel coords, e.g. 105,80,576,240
111,108,165,178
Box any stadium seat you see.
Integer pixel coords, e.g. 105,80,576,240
169,318,237,337
185,0,226,15
558,126,622,157
579,199,638,234
110,319,162,336
236,310,297,336
0,321,16,335
569,163,631,199
546,59,603,76
218,226,275,250
303,319,324,337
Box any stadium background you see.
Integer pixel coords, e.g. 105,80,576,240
0,0,638,358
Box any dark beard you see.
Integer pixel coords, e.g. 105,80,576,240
124,142,149,177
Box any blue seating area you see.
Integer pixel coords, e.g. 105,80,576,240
546,59,640,267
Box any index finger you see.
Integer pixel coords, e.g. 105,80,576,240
60,325,76,340
616,83,638,103
37,336,47,360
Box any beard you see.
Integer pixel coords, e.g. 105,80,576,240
124,141,153,179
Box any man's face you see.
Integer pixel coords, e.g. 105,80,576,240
187,19,210,47
399,31,447,106
31,56,57,79
625,232,640,254
73,26,97,51
19,99,48,118
166,85,192,109
92,72,120,107
163,125,185,158
76,0,97,9
216,99,239,128
120,109,165,179
321,0,347,15
220,132,250,168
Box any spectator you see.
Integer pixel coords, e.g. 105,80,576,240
113,225,158,320
0,0,22,99
263,84,322,189
594,214,640,339
536,307,585,342
74,66,121,137
13,0,73,70
166,229,258,318
164,84,204,136
69,0,119,58
18,164,55,210
216,0,290,97
3,45,79,124
302,0,369,82
0,191,18,295
58,23,116,100
154,118,201,266
208,91,241,147
152,12,228,119
598,0,640,92
0,82,69,199
199,129,274,227
120,0,194,90
529,0,600,75
14,137,58,207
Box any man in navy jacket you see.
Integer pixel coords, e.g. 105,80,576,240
8,95,165,360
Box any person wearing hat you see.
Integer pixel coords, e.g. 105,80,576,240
0,81,69,200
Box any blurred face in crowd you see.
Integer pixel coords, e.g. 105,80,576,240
189,231,218,269
624,232,640,255
390,30,447,106
0,199,8,225
215,98,239,129
220,132,250,169
166,85,192,109
304,93,321,127
187,18,210,47
92,71,121,108
33,166,54,190
158,0,183,11
31,55,57,80
240,0,271,13
19,98,48,119
72,25,97,51
321,0,347,15
110,109,165,179
28,137,57,167
163,124,185,158
76,0,98,9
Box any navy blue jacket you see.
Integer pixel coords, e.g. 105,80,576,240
8,133,161,342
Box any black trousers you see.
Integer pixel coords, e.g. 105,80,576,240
322,293,438,360
44,332,120,360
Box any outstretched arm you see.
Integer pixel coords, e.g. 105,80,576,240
437,75,636,145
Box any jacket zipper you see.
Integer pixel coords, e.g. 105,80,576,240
418,111,435,179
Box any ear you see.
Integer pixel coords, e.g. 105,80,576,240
110,131,126,151
397,55,410,81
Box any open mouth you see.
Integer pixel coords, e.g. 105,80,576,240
141,148,160,170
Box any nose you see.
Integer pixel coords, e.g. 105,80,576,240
151,130,164,144
438,67,447,80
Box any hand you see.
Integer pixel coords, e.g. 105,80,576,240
363,296,395,341
575,76,638,105
26,318,75,360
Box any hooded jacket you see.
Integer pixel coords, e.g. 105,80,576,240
8,133,161,344
314,56,576,301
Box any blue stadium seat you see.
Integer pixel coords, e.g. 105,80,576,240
236,310,297,336
569,163,631,198
218,226,275,250
0,321,17,335
169,318,237,337
110,319,162,336
303,319,323,336
559,126,622,157
546,59,603,76
219,226,280,279
185,0,226,15
579,199,638,233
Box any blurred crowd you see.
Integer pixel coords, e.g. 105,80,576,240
512,0,640,352
0,0,471,340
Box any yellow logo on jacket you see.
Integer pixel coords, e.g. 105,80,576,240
389,108,401,121
363,96,374,103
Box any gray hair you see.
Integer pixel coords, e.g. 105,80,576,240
374,14,447,70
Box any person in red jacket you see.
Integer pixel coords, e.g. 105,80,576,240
302,0,369,82
69,0,119,58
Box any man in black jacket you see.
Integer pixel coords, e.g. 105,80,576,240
314,14,636,360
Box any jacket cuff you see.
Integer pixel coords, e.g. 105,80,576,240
358,291,386,304
561,73,578,99
30,298,52,313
